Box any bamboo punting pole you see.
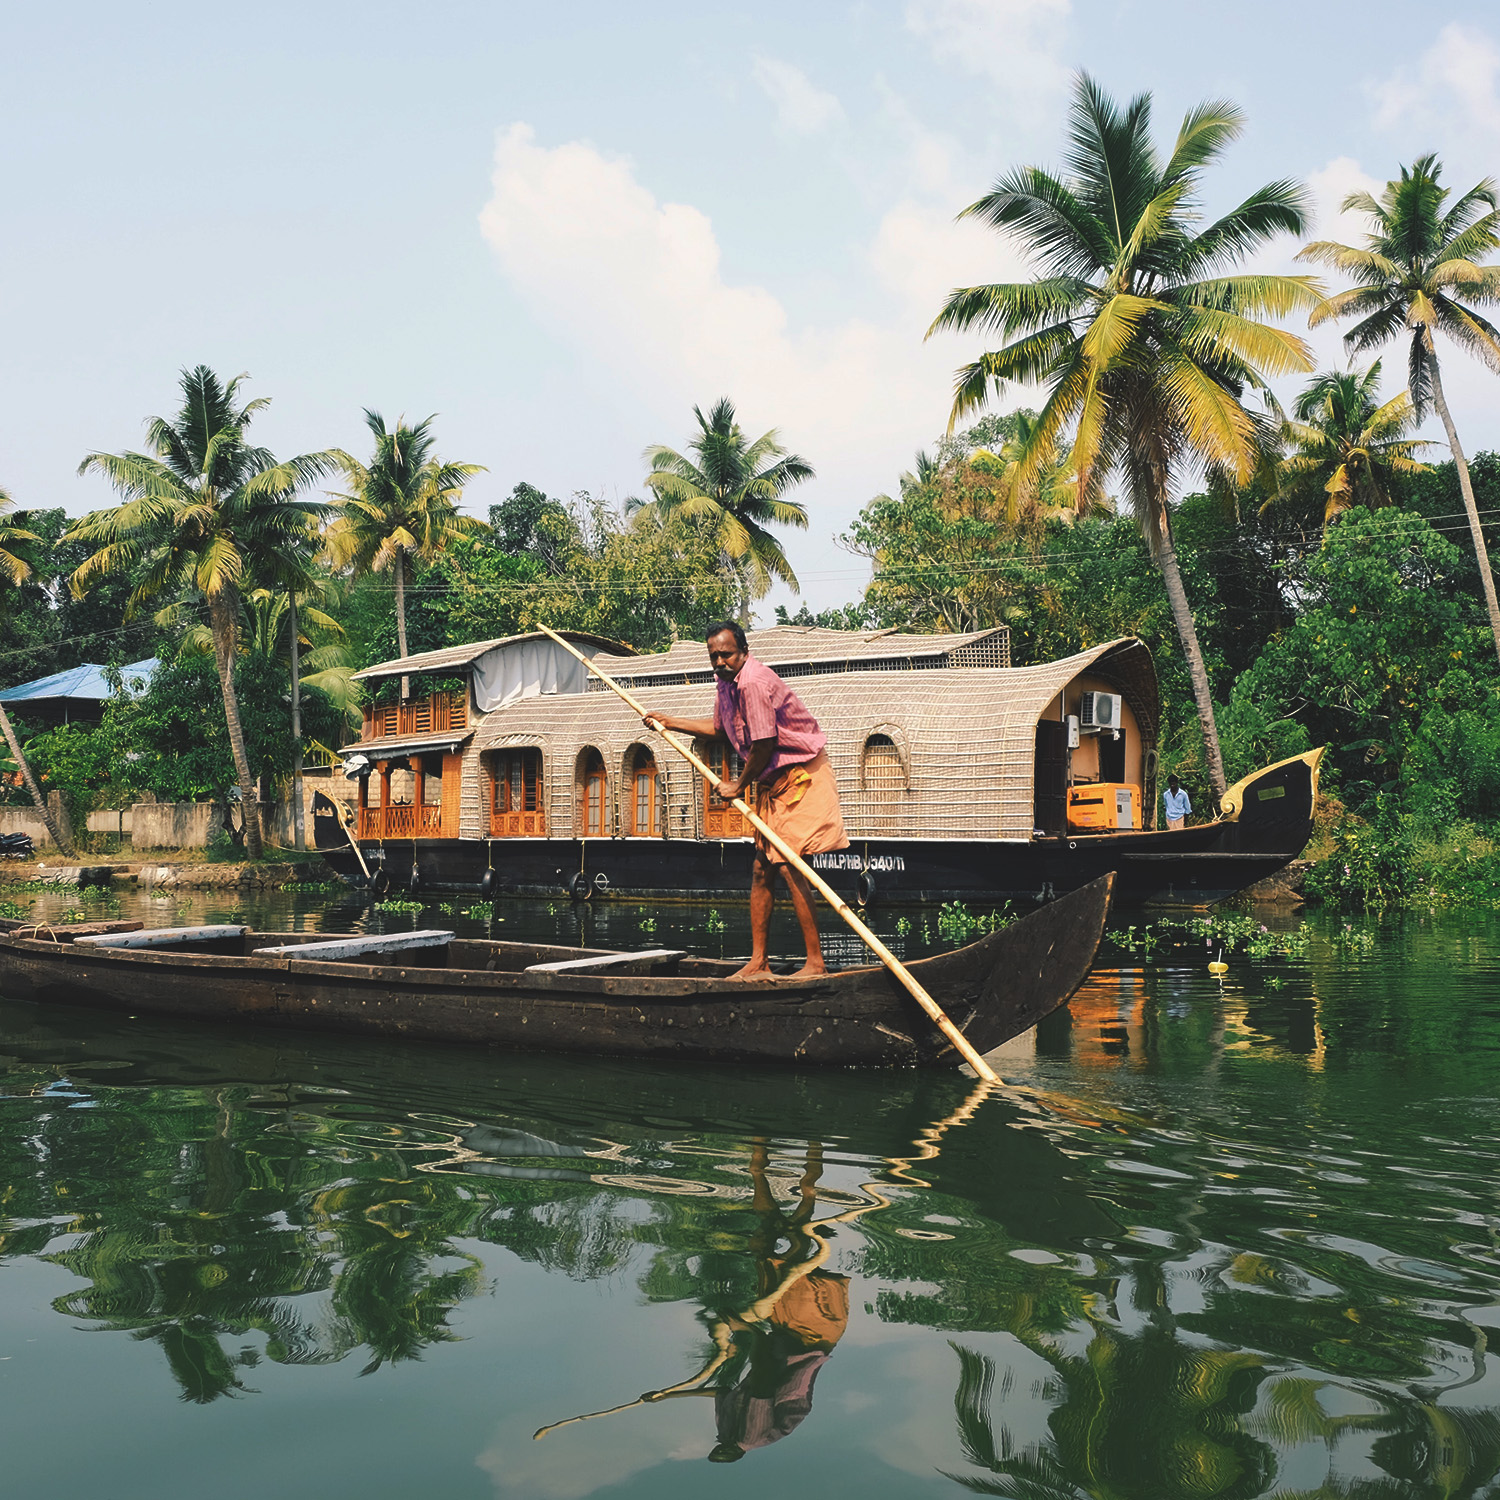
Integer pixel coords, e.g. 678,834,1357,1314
537,625,999,1083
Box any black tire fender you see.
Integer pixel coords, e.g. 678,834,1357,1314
569,871,591,902
856,870,877,907
479,868,496,898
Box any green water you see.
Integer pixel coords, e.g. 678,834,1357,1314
2,890,1498,1498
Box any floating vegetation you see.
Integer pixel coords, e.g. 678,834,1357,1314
1328,922,1376,954
0,899,31,921
462,904,496,920
282,880,342,895
704,909,726,934
894,916,912,936
1108,913,1311,960
935,901,1013,944
374,898,425,914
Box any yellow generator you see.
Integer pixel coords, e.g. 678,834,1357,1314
1067,782,1141,832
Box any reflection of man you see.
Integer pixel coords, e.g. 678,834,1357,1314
707,1270,849,1462
1163,774,1192,831
707,1137,849,1463
645,622,849,980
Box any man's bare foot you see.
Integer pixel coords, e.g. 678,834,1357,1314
727,960,774,981
782,962,828,981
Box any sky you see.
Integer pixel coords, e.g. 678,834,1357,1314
3,0,1500,614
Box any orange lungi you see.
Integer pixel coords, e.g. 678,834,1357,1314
753,750,849,866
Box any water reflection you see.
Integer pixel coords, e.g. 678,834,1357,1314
3,906,1500,1498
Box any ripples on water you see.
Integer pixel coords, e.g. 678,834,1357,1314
2,890,1499,1498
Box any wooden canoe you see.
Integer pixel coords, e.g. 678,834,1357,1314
0,874,1112,1067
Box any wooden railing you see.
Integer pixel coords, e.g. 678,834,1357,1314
361,691,468,741
357,803,447,840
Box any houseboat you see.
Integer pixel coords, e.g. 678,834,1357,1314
314,625,1321,908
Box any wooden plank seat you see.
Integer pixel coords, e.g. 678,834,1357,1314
524,948,686,975
76,924,248,949
252,929,455,960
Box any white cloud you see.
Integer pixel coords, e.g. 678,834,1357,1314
751,54,846,135
478,123,1029,603
1304,156,1382,246
1370,21,1500,137
864,94,1023,316
904,0,1070,99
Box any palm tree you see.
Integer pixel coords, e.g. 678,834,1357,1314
0,488,67,853
638,397,813,621
325,412,486,689
928,75,1319,798
1298,155,1500,663
1267,363,1429,530
167,583,359,851
69,366,334,859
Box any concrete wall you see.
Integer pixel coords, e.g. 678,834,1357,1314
0,806,55,848
131,801,219,849
86,807,135,835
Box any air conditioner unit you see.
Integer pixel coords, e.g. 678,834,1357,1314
1079,691,1122,732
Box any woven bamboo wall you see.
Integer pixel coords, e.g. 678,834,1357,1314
465,638,1157,843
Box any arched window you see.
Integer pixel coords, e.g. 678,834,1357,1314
577,748,608,837
697,739,747,838
491,748,545,837
861,734,907,792
625,746,660,837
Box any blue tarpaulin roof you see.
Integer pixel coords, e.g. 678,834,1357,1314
0,658,158,704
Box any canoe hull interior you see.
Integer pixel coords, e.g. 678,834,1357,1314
0,876,1113,1068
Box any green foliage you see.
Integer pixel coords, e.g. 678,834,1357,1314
1231,509,1494,815
100,651,345,805
374,897,424,913
0,508,159,690
11,721,123,815
704,908,725,934
1306,815,1500,911
203,827,240,863
0,898,31,919
1303,802,1416,908
341,487,736,671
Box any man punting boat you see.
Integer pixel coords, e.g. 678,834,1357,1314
644,621,850,980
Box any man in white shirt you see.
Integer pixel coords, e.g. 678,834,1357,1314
1163,774,1192,830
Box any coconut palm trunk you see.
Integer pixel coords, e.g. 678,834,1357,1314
209,589,263,860
394,549,411,700
0,701,73,856
1427,354,1500,666
289,593,305,853
1157,534,1227,800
